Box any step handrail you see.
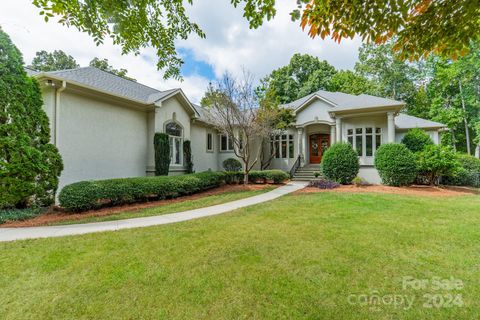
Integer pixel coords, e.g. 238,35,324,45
289,155,301,178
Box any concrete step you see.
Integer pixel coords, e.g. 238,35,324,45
294,172,321,177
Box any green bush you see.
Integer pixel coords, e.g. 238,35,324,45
416,145,461,185
0,27,63,209
442,154,480,187
263,170,290,184
0,207,46,224
154,133,170,176
321,143,359,184
374,143,417,186
401,128,434,153
183,140,194,173
59,172,226,212
223,171,244,184
222,158,242,172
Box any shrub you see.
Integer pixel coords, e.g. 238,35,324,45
416,145,461,185
59,171,226,211
183,140,194,173
442,154,480,187
401,128,434,153
223,171,244,184
0,207,46,224
321,143,359,184
374,144,417,186
223,158,242,172
309,179,339,189
154,133,170,176
0,27,63,209
263,170,290,184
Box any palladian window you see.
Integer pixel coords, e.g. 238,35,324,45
166,122,183,165
347,127,382,157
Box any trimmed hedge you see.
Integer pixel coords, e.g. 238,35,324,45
0,207,45,224
321,143,359,184
223,158,242,171
224,170,290,184
374,143,417,186
59,172,226,212
401,128,433,153
443,154,480,187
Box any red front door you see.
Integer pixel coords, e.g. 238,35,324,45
309,134,330,164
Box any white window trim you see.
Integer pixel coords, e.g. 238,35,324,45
219,134,234,152
347,127,383,158
206,132,214,153
272,133,294,159
165,121,183,166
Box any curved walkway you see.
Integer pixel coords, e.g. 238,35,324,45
0,181,307,242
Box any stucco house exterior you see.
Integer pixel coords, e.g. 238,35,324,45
28,67,445,188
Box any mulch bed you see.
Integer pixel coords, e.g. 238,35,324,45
296,184,480,197
2,184,272,228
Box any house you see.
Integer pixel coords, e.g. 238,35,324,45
29,67,445,189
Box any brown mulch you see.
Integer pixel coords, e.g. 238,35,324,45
3,184,272,228
296,184,480,197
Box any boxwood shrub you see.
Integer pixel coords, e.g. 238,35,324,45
442,153,480,187
248,170,289,184
59,171,226,212
374,143,417,186
321,143,359,184
0,207,46,224
401,128,434,153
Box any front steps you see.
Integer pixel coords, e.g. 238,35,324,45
291,165,323,181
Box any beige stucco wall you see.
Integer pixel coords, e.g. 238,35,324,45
190,123,219,172
296,99,334,125
51,90,148,190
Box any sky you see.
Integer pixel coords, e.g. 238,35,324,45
0,0,362,103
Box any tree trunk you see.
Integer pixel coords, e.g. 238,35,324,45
244,171,249,185
458,79,471,155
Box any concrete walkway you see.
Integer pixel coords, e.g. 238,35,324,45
0,182,307,242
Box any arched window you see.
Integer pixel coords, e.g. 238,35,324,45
165,121,183,165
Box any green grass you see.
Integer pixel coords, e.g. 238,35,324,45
1,192,480,319
50,186,276,225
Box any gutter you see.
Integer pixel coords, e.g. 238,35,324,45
54,81,66,146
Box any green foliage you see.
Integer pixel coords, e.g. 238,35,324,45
295,0,479,61
59,172,226,211
258,53,336,104
401,128,434,153
0,27,63,209
89,57,136,81
321,143,359,184
374,144,417,186
223,158,242,172
0,207,46,224
415,145,461,185
326,70,379,95
154,133,170,176
442,153,480,187
183,140,194,173
248,170,289,184
29,50,79,71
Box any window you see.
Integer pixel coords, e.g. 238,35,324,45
355,128,363,157
272,134,294,159
206,133,213,152
165,122,182,165
347,127,382,157
220,134,234,152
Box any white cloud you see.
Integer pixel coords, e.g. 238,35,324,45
0,0,362,103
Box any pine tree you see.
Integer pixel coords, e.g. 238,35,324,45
0,27,63,208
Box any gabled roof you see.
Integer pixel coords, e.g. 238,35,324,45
395,113,446,129
282,89,404,112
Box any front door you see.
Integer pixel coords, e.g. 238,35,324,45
309,134,330,164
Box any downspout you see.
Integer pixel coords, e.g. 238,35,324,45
54,81,66,146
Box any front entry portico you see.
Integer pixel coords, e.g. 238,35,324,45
309,134,330,164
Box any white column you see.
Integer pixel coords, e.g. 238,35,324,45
330,125,336,144
387,112,395,143
301,129,307,166
335,117,342,143
297,128,303,157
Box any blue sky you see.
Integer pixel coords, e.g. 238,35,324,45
0,0,361,102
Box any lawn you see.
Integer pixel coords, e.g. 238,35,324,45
1,192,479,319
47,185,276,226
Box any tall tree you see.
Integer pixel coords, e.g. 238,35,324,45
33,1,478,79
326,70,379,96
29,50,79,71
0,27,63,209
258,53,336,104
89,58,136,81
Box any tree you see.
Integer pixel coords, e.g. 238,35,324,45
33,1,478,79
296,0,479,61
258,53,336,104
29,50,79,71
326,70,379,96
89,58,136,81
153,133,170,176
202,72,278,184
0,27,63,209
